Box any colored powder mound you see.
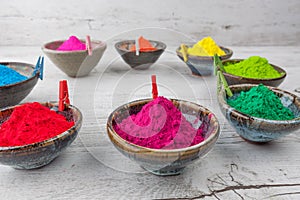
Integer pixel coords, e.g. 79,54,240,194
0,64,27,86
57,36,86,51
0,102,75,147
113,97,205,149
227,84,294,120
224,56,283,79
182,36,226,56
130,36,158,52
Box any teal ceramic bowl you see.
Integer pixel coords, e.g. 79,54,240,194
0,102,82,169
107,98,220,176
218,84,300,143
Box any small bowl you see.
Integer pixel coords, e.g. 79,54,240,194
218,84,300,143
0,102,82,169
222,59,286,87
176,45,233,76
107,98,220,176
42,39,106,77
0,62,40,108
115,40,166,69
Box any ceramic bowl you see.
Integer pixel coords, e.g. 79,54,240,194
107,98,220,176
218,84,300,143
0,102,82,169
0,62,40,108
115,40,166,69
176,45,233,76
221,59,286,87
42,39,106,77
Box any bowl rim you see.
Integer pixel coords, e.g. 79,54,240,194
176,45,233,60
218,83,300,124
107,98,220,153
221,59,287,81
42,39,107,53
114,39,167,52
0,62,39,89
0,101,82,151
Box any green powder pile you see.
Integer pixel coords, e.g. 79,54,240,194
227,84,294,120
224,56,283,79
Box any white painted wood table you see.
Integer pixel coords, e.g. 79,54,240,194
0,45,299,200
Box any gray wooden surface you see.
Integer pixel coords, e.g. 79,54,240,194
1,0,300,46
0,45,300,200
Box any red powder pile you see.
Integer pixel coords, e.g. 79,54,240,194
114,97,205,149
130,36,158,52
0,102,74,147
57,36,86,51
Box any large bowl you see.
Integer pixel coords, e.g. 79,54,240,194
115,40,166,69
42,39,106,77
176,45,233,76
222,59,286,87
218,84,300,143
0,102,82,169
0,62,40,108
107,98,220,176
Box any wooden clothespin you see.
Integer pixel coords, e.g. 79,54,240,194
86,35,92,56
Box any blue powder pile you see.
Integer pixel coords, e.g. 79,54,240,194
0,64,28,87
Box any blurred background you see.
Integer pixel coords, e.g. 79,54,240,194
1,0,299,46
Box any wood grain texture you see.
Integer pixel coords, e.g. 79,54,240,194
0,45,300,199
0,0,299,46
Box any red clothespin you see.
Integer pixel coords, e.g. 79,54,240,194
59,80,70,111
151,75,158,99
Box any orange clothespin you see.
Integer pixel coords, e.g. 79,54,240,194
151,75,158,99
59,80,70,111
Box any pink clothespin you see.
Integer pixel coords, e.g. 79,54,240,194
151,75,158,99
59,80,70,111
86,35,92,56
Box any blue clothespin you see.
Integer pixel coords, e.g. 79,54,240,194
33,56,44,80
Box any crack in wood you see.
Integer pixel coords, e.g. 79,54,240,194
154,183,300,200
264,191,300,199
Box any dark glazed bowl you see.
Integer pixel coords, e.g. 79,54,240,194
222,59,286,87
115,40,166,69
107,98,220,176
218,84,300,143
176,45,233,76
0,102,82,169
0,62,40,108
42,39,106,77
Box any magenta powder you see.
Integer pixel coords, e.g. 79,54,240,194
113,97,205,149
57,36,86,51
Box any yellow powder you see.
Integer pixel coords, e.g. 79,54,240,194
181,36,226,56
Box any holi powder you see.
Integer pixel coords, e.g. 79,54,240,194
130,36,158,52
0,102,75,147
0,64,28,87
227,84,295,120
224,56,283,79
181,36,226,56
113,97,205,149
57,36,86,51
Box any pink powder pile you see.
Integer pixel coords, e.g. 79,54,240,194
57,36,86,51
113,97,205,149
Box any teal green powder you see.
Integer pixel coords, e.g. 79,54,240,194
227,84,294,120
224,56,283,79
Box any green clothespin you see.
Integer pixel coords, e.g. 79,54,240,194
217,71,233,97
213,54,225,75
